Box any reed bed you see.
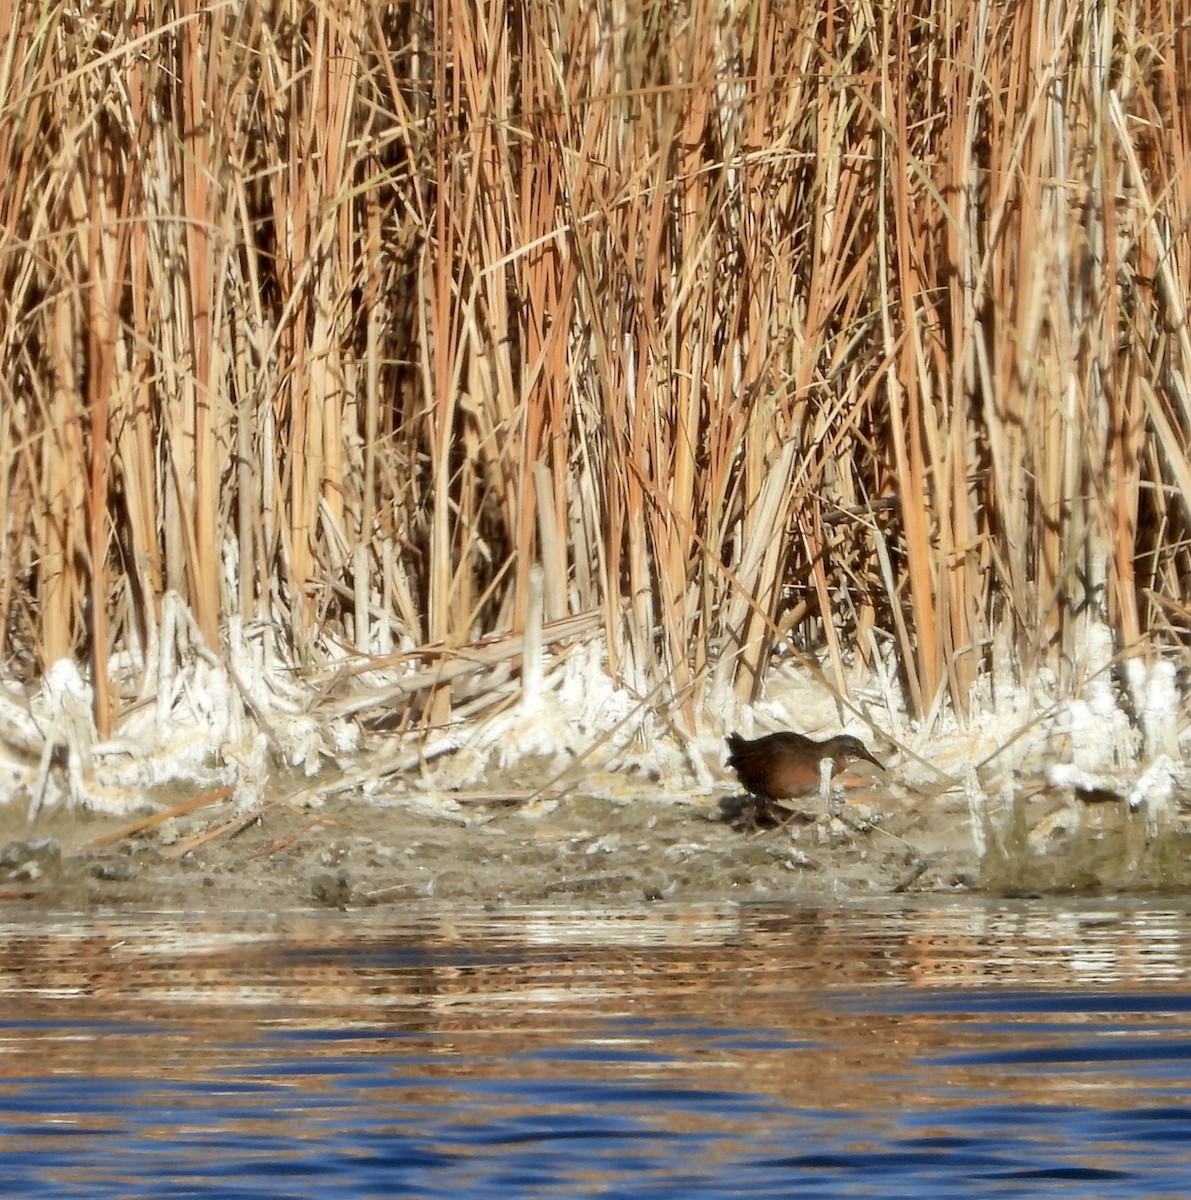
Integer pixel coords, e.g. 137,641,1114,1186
0,0,1189,784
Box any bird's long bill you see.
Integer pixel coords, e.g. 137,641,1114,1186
857,748,883,769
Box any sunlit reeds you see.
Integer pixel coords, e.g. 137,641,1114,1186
0,0,1188,759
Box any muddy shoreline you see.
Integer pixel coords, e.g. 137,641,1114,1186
5,763,1190,911
0,773,984,911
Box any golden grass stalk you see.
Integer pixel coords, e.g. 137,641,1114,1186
0,0,1188,758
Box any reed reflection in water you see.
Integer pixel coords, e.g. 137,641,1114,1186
3,899,1191,1197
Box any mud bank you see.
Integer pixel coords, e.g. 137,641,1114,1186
4,768,1190,912
0,774,969,911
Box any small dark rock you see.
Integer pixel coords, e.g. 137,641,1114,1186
0,838,62,883
90,858,134,882
311,870,351,907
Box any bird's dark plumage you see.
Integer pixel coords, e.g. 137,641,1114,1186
725,730,882,800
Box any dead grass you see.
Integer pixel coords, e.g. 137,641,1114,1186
0,0,1189,747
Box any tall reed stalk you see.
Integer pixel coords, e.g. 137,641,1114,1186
0,0,1188,742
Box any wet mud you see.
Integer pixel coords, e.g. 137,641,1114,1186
2,769,1189,912
0,775,975,911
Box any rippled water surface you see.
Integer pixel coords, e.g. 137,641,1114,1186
5,898,1191,1197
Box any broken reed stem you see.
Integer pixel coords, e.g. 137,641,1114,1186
85,785,236,849
0,0,1187,740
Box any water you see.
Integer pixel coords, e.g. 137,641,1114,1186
4,899,1191,1197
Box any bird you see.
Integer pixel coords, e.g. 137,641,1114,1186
724,731,882,824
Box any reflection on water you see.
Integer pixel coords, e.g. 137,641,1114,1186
3,900,1191,1196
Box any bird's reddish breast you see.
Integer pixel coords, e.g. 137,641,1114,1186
759,751,821,798
730,741,821,798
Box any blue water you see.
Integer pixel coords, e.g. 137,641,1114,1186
3,900,1191,1197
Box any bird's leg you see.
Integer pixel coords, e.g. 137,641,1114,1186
818,756,835,819
742,792,760,834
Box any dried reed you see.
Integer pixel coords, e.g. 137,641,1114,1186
0,0,1187,757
